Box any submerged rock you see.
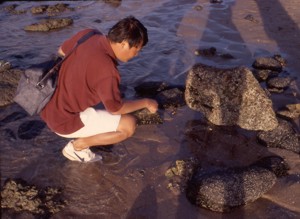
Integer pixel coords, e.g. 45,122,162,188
257,119,300,154
185,63,278,131
24,18,73,32
267,76,292,91
131,108,163,125
1,178,67,217
156,87,185,109
252,56,283,72
165,158,198,195
134,81,185,110
186,156,289,212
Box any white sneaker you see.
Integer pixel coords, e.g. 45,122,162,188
62,141,102,163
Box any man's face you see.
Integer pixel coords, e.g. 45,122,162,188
117,41,143,62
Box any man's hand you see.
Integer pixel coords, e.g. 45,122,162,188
146,98,158,113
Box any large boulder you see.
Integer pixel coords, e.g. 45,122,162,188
185,64,278,131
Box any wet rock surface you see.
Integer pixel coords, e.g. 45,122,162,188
185,63,278,131
131,108,163,125
252,56,284,72
0,61,22,106
1,178,67,217
24,18,73,32
185,156,289,212
277,104,300,119
257,119,300,154
266,76,292,92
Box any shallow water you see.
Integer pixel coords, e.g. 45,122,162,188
1,0,300,218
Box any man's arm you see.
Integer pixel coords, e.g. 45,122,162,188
58,46,65,57
111,98,158,115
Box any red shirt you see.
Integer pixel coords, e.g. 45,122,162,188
41,29,123,134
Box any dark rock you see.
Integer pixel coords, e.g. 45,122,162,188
1,178,67,216
131,108,163,125
273,54,287,67
186,157,280,212
24,18,73,32
252,57,283,72
252,69,272,82
220,53,235,59
156,88,185,109
257,119,300,154
194,47,216,57
253,156,289,177
267,76,292,90
185,63,278,131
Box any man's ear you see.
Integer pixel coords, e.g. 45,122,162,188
121,40,129,49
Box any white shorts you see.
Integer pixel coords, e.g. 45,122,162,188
57,107,121,138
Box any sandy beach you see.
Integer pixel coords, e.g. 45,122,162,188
0,0,299,218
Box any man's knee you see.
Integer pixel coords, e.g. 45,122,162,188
118,114,136,137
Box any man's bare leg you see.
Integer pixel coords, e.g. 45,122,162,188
72,114,136,151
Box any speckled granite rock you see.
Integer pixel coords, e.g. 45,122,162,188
185,63,278,131
186,156,289,212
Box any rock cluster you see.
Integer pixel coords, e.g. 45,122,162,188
1,178,67,217
252,55,293,93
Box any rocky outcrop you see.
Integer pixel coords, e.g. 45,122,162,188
185,156,289,212
185,63,278,131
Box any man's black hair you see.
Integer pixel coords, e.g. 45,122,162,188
108,16,148,48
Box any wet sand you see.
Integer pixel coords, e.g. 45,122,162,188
1,0,299,218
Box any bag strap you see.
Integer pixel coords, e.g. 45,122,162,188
36,29,100,89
